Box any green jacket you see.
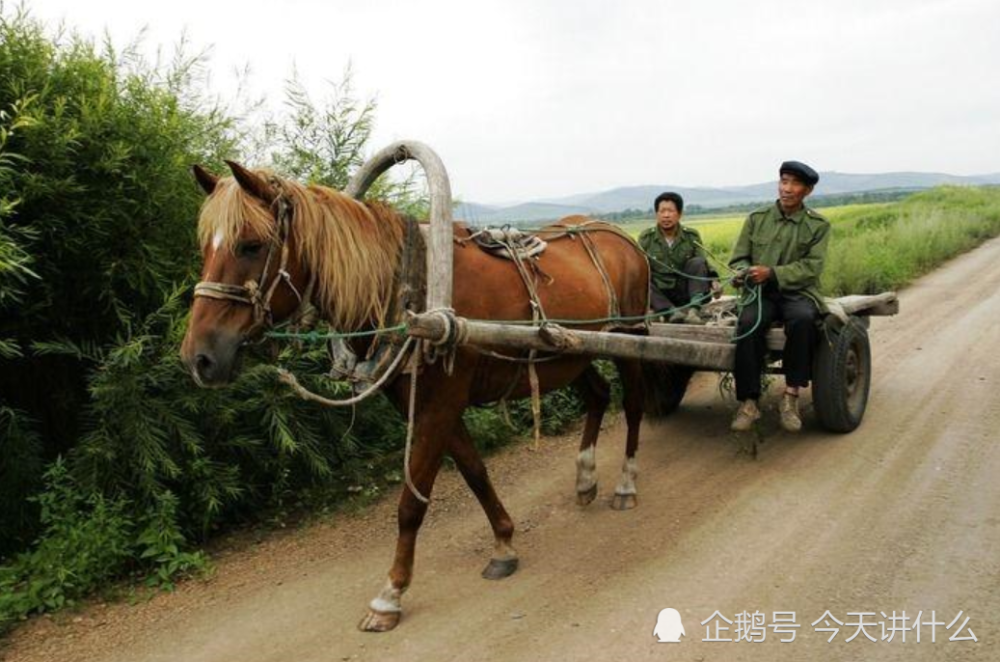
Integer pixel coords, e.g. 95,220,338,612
729,202,830,312
638,225,709,292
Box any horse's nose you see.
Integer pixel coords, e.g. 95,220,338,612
182,331,239,387
190,351,223,387
195,353,214,378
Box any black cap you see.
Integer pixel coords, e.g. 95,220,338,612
779,160,819,186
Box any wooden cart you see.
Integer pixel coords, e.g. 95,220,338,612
645,292,897,432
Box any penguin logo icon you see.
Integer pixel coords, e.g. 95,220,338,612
653,608,686,643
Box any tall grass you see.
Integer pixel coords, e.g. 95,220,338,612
820,187,1000,295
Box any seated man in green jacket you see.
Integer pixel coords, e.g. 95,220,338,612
728,161,830,433
639,192,718,324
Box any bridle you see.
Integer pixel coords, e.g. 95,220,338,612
193,179,315,338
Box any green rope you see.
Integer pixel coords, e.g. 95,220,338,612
468,292,715,327
266,289,764,346
729,282,763,343
265,323,407,342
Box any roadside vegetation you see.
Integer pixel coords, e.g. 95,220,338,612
0,6,589,633
3,4,1000,636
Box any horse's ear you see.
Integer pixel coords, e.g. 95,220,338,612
192,164,219,195
225,160,276,204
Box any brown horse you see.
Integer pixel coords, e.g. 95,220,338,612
181,162,651,632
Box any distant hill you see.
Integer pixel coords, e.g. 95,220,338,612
455,171,1000,225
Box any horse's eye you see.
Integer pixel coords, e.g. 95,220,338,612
237,242,264,258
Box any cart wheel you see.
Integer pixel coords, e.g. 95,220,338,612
642,363,694,418
812,317,871,433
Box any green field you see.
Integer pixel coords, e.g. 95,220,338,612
621,187,1000,296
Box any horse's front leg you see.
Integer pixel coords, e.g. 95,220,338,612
611,359,644,510
358,405,448,633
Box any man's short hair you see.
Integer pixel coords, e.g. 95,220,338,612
654,192,684,214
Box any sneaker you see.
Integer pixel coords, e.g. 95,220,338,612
668,309,687,324
779,392,802,432
684,308,706,325
731,400,761,432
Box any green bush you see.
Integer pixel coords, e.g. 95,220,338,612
0,6,239,559
1,78,45,554
135,491,208,591
0,11,237,344
61,289,409,532
0,6,590,632
1,460,135,629
0,407,44,553
0,460,205,632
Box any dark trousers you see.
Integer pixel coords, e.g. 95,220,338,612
649,257,712,312
734,285,819,401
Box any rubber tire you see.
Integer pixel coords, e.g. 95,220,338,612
812,317,871,433
642,363,694,418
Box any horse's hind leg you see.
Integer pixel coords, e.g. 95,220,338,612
611,358,643,511
449,421,519,580
573,364,611,506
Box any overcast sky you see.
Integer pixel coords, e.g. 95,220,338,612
28,0,1000,203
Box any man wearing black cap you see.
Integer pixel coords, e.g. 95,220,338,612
728,161,830,432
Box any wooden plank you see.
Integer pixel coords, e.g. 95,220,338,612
703,292,898,317
832,292,898,316
407,314,737,371
405,290,899,370
648,291,899,352
648,323,786,351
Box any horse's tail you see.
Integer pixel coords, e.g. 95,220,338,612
640,361,694,418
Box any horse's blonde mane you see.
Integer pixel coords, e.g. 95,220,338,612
197,174,405,330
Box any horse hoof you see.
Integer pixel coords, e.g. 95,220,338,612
482,557,519,580
358,608,401,632
610,493,637,510
576,483,598,506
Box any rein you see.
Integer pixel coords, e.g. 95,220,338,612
194,181,315,338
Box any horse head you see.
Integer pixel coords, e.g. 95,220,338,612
180,161,311,387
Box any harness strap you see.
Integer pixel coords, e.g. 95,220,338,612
193,181,314,338
577,231,621,322
193,282,255,304
491,235,548,447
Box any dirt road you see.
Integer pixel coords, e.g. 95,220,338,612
5,237,1000,662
